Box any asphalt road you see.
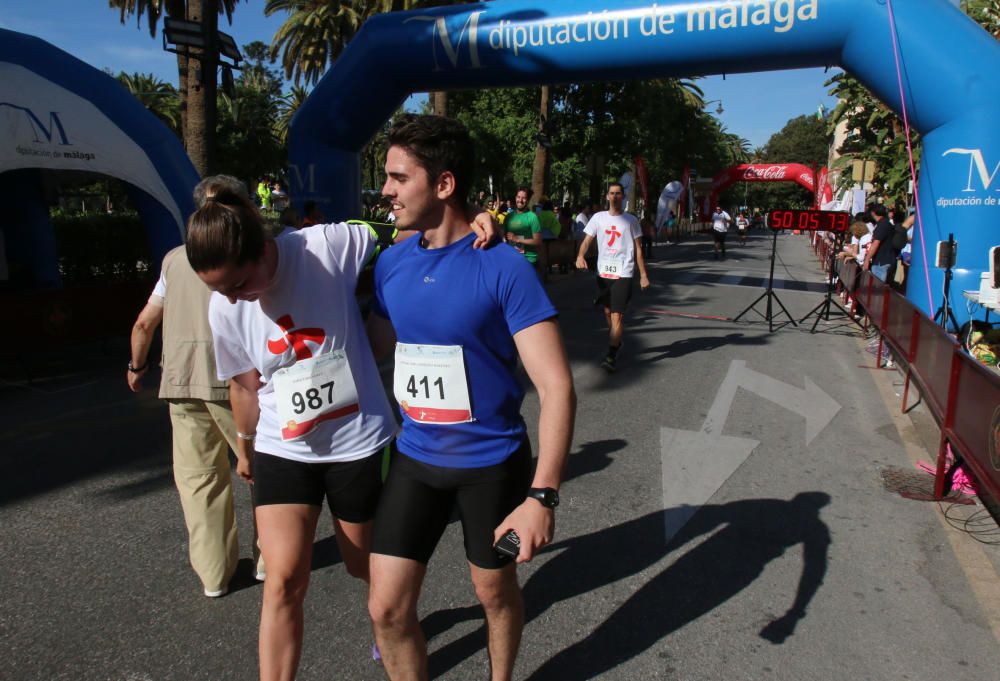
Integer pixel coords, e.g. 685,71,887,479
2,230,999,681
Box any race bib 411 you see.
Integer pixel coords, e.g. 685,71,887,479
393,343,473,425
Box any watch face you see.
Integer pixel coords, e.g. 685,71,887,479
532,488,559,508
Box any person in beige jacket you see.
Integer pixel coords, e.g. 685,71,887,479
128,175,262,597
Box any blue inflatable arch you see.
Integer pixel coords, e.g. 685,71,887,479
0,29,198,287
290,0,1000,322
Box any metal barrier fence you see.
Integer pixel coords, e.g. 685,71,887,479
827,250,1000,504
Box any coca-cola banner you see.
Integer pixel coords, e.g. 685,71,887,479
711,164,817,192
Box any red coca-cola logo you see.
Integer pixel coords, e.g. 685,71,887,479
743,165,789,180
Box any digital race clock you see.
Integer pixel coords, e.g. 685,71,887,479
767,209,850,232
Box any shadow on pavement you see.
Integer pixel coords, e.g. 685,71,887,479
638,332,769,362
424,492,831,679
562,438,627,484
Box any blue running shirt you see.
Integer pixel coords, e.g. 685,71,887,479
372,233,557,467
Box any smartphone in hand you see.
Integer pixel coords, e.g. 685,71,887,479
493,529,521,559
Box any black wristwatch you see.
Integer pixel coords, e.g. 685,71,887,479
527,487,560,509
128,360,148,373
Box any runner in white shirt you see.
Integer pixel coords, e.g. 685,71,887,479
736,212,750,246
184,189,496,681
711,206,731,259
575,182,649,372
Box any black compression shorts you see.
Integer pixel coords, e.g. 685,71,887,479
251,448,387,523
371,439,533,569
595,275,634,314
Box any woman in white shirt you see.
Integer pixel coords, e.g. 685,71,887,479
186,190,396,680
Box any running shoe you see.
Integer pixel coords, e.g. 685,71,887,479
203,586,228,598
601,355,616,372
373,643,382,663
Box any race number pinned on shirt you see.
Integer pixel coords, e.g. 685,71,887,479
272,351,360,441
597,253,626,279
393,343,473,425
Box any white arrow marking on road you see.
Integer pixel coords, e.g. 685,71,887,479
662,360,840,543
706,360,840,445
661,426,760,544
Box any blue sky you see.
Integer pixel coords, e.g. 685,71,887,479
3,0,843,148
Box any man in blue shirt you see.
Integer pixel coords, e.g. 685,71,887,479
366,114,576,681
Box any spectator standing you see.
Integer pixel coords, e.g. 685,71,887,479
862,204,897,282
128,175,264,598
640,213,655,260
256,177,272,209
558,203,573,239
538,199,561,240
505,187,543,273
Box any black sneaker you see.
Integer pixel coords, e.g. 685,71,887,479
601,355,616,372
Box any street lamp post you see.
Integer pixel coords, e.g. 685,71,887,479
703,99,725,115
162,15,243,176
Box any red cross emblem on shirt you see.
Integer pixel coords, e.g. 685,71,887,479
267,314,325,360
605,225,622,247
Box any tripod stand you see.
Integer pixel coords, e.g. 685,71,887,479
800,232,864,333
932,233,960,334
733,230,797,332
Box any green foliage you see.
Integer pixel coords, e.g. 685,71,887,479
444,79,731,208
214,41,287,180
824,71,917,205
962,0,1000,37
115,72,181,133
51,212,153,285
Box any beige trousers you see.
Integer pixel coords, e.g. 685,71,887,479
168,399,263,591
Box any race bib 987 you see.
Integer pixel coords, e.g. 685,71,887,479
272,351,360,440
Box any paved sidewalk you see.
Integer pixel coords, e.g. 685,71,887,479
1,230,998,680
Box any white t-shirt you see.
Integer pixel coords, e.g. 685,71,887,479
712,211,731,233
149,270,167,305
852,232,873,266
584,211,642,278
208,222,397,463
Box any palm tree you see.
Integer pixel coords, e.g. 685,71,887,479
725,133,752,165
116,72,181,133
109,0,243,175
265,0,368,86
529,85,550,205
275,84,310,143
267,0,464,112
671,77,705,109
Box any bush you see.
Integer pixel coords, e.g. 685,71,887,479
51,211,154,285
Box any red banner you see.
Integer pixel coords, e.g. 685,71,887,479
634,156,649,208
678,165,690,215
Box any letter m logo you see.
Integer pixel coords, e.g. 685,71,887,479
943,148,1000,192
405,11,484,71
0,103,71,145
